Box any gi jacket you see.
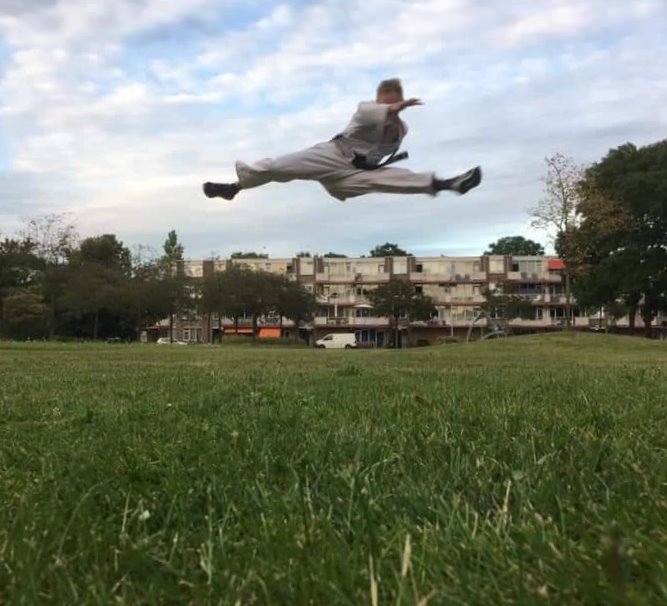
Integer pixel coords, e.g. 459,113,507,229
333,102,408,168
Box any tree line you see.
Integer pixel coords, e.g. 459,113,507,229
0,221,320,342
0,221,444,343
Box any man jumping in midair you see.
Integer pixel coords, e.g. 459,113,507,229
203,78,481,202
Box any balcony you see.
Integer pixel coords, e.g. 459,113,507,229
542,294,568,304
314,317,390,327
316,294,363,305
315,272,389,283
509,318,551,328
411,272,485,283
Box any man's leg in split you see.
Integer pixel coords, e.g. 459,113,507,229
321,165,482,201
203,142,348,200
433,166,482,195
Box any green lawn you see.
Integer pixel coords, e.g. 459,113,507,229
1,334,666,605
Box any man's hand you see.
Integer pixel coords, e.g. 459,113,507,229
388,98,423,113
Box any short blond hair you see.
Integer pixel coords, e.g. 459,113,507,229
376,78,403,98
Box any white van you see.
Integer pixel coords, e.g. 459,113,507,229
316,333,358,349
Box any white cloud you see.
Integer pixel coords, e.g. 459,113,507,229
1,0,666,257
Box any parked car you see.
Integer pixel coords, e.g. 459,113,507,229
315,333,358,349
156,337,188,345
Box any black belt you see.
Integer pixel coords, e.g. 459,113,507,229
332,134,409,170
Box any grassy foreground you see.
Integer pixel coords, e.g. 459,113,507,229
1,334,666,605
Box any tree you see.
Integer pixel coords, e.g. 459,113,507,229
62,235,133,339
273,276,317,340
231,251,268,259
482,284,534,324
0,238,41,337
530,154,583,329
21,214,78,338
242,271,280,341
368,279,436,348
78,234,132,275
295,252,312,258
160,230,187,342
127,248,172,339
323,252,348,258
572,140,667,337
199,269,236,343
1,289,48,340
163,230,184,262
369,243,409,257
485,236,545,256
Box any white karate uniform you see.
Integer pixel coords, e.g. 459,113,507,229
234,102,435,201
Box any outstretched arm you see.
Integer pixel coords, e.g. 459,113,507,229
387,98,423,115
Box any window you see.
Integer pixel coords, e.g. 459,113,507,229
415,264,423,273
511,262,520,272
182,328,201,342
415,285,423,294
489,258,504,273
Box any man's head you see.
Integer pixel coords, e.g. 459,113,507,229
376,78,404,104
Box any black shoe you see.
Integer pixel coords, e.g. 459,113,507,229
449,166,482,194
203,182,239,200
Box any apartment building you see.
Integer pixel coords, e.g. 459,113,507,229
155,254,656,346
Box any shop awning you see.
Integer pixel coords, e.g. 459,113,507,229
548,259,566,270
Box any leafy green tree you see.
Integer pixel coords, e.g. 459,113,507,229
0,238,41,337
127,250,172,338
368,279,435,348
295,252,312,258
199,270,236,342
570,140,667,337
1,289,48,340
369,243,409,257
160,230,187,342
323,252,348,258
243,270,279,341
485,236,545,256
272,275,317,339
63,234,133,339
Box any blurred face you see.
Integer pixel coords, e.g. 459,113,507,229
376,90,403,105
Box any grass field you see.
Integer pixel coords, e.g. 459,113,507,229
1,334,666,605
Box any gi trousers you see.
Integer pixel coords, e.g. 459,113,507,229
235,141,435,201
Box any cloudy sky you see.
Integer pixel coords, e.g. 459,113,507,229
1,0,665,259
